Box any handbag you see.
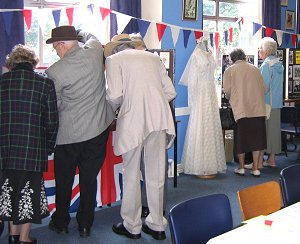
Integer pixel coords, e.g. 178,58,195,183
265,104,271,120
219,106,236,130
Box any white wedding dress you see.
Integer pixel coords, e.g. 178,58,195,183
180,45,226,176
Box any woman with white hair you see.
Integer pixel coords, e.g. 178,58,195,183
246,37,284,169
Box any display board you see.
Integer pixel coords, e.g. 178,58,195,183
286,48,300,98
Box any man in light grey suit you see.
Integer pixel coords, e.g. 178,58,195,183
104,34,176,241
45,26,115,237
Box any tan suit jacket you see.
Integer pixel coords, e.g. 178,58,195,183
105,49,176,155
223,60,267,121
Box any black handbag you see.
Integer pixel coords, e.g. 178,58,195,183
219,106,236,130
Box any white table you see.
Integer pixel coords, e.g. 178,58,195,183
207,202,300,244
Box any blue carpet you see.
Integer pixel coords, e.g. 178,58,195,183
1,148,299,243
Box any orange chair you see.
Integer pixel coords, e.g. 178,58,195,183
237,181,282,221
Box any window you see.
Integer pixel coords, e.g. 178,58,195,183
24,0,110,66
203,0,260,82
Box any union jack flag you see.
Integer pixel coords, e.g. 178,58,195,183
43,132,123,214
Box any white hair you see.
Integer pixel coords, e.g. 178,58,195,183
260,37,277,56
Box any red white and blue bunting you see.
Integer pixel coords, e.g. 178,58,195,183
1,6,299,48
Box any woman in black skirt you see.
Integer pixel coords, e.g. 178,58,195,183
223,48,267,177
0,45,59,244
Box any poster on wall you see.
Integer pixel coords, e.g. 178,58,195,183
295,51,300,64
293,65,300,80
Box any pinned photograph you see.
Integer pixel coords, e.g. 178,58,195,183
293,65,300,80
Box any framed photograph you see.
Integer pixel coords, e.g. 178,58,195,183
293,80,300,93
182,0,198,21
293,65,300,80
285,10,295,30
289,50,294,64
159,51,170,69
276,49,283,61
281,0,288,6
289,65,293,78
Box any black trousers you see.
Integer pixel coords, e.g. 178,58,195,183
51,129,109,228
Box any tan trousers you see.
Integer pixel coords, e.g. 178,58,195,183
121,131,168,234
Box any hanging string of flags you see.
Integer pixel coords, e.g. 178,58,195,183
1,5,299,49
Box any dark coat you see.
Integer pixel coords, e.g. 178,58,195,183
0,63,59,172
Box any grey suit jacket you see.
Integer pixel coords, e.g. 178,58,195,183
46,36,114,145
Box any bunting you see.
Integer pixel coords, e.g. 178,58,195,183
1,6,298,49
100,7,111,21
23,9,32,30
183,29,191,48
66,7,74,26
52,9,61,27
156,23,167,42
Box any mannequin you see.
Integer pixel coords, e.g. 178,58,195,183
179,39,226,179
197,36,209,52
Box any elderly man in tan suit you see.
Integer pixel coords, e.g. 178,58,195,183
104,34,176,240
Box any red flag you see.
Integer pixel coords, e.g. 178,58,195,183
23,9,32,30
156,23,167,42
66,7,74,26
265,27,274,37
101,131,123,205
292,34,297,47
100,7,111,21
194,31,203,40
229,27,233,42
214,32,219,51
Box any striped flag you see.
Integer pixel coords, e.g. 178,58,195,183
43,132,123,214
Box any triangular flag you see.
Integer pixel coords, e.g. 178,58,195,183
238,21,242,31
156,23,167,42
275,30,283,46
66,7,74,25
253,22,262,36
265,27,274,37
229,27,233,42
89,4,94,14
170,26,180,47
116,13,132,34
241,17,244,24
23,9,32,31
292,34,297,47
182,29,191,48
100,7,111,21
52,9,61,27
194,30,203,41
214,32,219,50
38,9,48,35
209,33,214,47
224,30,228,45
2,12,13,36
137,19,150,38
284,33,291,46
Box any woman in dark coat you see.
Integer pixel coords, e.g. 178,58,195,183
0,45,59,244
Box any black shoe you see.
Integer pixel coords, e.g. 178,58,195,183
78,227,90,237
8,235,20,244
142,223,166,240
19,237,37,244
112,222,141,239
48,220,68,234
141,206,150,218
